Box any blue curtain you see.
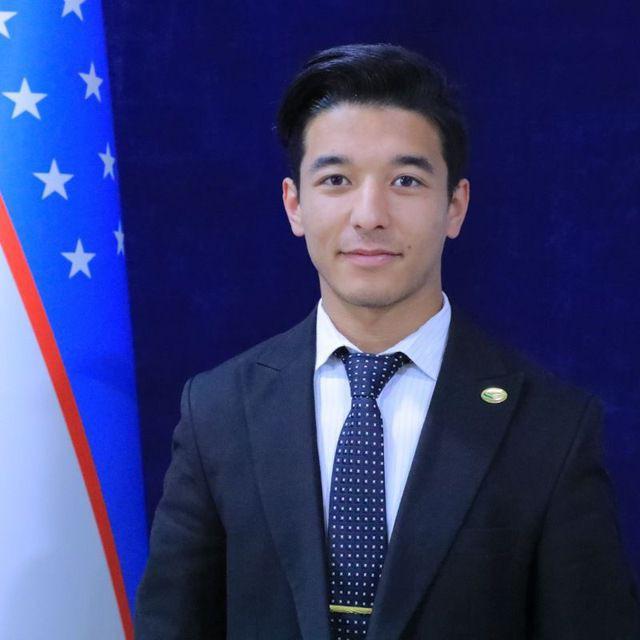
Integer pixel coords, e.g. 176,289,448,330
103,0,640,582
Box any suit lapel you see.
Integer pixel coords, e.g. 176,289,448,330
367,311,524,640
242,310,331,640
242,307,524,640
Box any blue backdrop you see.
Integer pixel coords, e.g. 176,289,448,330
102,1,640,583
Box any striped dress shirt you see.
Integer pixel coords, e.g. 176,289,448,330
314,293,451,538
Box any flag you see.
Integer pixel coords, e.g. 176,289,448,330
0,2,147,638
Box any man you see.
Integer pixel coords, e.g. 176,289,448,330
135,44,639,639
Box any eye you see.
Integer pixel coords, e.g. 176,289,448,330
320,174,350,187
392,175,423,188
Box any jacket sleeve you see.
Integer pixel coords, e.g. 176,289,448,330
134,378,226,639
533,396,640,639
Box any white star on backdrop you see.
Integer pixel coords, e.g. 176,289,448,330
0,11,17,38
62,239,95,278
79,63,103,102
2,78,47,119
62,0,86,21
33,159,74,199
114,220,125,255
99,143,116,179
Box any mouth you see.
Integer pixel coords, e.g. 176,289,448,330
339,248,401,267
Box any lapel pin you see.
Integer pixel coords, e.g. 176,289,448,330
481,387,508,404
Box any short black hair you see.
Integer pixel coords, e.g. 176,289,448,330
277,43,468,199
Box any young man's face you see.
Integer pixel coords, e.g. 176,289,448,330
283,103,469,314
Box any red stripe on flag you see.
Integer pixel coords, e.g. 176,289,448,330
0,193,134,640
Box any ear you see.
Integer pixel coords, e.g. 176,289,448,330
445,178,470,239
282,177,305,237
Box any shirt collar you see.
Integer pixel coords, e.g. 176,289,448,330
315,292,452,381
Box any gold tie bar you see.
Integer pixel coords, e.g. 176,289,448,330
329,604,373,615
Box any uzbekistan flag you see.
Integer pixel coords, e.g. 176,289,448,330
0,2,147,638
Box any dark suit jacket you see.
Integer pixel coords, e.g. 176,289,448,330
135,308,639,639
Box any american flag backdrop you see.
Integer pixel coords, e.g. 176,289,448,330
0,2,147,638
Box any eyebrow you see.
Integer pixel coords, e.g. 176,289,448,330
391,155,435,175
309,155,351,173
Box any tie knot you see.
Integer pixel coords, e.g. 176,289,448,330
335,348,409,399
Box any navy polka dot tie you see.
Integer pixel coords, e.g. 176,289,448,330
328,348,409,639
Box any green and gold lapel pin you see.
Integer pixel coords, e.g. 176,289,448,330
481,387,508,404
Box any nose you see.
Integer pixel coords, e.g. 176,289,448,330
349,179,390,230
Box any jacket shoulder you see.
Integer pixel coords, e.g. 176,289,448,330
183,308,316,418
451,308,596,413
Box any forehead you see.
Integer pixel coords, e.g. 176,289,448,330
301,103,445,167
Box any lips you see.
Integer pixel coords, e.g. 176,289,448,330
340,248,401,267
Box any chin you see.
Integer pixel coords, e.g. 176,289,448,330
334,286,407,310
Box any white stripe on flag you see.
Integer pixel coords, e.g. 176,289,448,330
0,245,123,639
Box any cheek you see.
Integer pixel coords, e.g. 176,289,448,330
303,218,334,247
301,215,337,263
301,201,347,242
401,218,443,248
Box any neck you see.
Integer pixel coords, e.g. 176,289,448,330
321,288,444,354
